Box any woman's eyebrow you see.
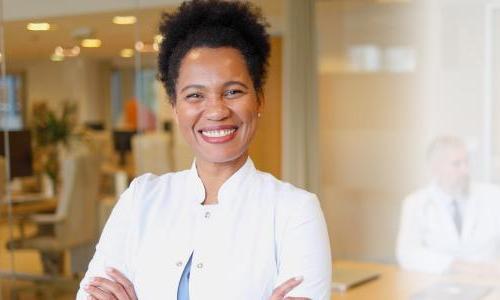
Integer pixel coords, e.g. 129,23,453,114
223,81,248,89
180,84,205,93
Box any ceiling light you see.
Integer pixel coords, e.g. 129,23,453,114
81,39,102,48
154,35,163,51
27,22,50,31
135,41,144,51
120,48,134,58
154,35,163,44
55,46,80,57
135,41,157,53
113,16,137,25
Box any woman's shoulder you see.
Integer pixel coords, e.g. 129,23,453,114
252,170,325,237
252,169,319,208
124,169,192,208
131,169,190,189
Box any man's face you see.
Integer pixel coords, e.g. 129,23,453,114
433,146,470,196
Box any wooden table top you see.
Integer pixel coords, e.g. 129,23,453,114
332,261,500,300
0,195,57,219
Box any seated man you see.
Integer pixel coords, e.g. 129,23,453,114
396,136,500,274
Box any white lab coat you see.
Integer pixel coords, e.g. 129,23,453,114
396,182,500,273
77,158,332,299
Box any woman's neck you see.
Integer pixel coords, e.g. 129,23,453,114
196,154,248,205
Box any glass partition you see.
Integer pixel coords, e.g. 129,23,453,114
316,0,425,263
0,3,169,298
316,0,500,294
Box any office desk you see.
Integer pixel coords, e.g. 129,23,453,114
332,261,500,300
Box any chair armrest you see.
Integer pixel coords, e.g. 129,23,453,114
29,213,64,224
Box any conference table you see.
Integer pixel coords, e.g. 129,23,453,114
332,261,500,300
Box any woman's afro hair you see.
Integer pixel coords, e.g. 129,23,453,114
157,0,270,104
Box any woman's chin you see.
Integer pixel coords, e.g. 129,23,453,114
196,150,248,165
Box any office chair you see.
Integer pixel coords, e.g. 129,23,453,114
6,152,100,298
12,152,100,271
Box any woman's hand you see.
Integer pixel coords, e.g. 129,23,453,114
84,267,137,300
270,276,311,300
85,269,309,300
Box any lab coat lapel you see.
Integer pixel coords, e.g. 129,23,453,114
429,190,460,244
460,192,479,243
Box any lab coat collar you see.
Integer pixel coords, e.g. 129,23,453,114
187,157,256,205
429,182,467,207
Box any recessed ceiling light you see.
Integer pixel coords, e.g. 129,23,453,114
120,48,134,58
27,22,50,31
55,46,80,57
135,41,157,53
81,39,102,48
113,16,137,25
154,35,163,44
154,35,163,50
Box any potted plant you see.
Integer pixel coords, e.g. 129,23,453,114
31,101,77,195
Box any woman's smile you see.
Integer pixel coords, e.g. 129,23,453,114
198,125,239,144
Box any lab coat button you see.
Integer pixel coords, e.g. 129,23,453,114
176,261,183,267
196,263,203,269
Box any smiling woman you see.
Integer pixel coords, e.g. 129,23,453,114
76,1,331,299
174,47,261,175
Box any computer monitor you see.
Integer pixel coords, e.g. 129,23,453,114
0,130,34,178
85,122,105,131
113,130,136,166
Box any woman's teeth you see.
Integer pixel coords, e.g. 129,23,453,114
201,129,236,138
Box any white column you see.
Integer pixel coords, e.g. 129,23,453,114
282,0,319,194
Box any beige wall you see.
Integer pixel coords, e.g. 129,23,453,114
316,1,425,263
319,73,423,262
24,58,110,125
250,37,282,178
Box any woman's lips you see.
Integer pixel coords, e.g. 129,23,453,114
198,125,238,144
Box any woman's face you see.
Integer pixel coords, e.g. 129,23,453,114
173,47,261,165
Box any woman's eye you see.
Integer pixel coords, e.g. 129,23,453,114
185,93,202,101
224,89,243,98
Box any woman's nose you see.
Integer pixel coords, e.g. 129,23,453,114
204,97,230,121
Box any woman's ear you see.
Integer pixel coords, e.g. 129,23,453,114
257,94,265,115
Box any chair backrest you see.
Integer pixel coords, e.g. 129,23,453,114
54,152,100,248
132,132,173,176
